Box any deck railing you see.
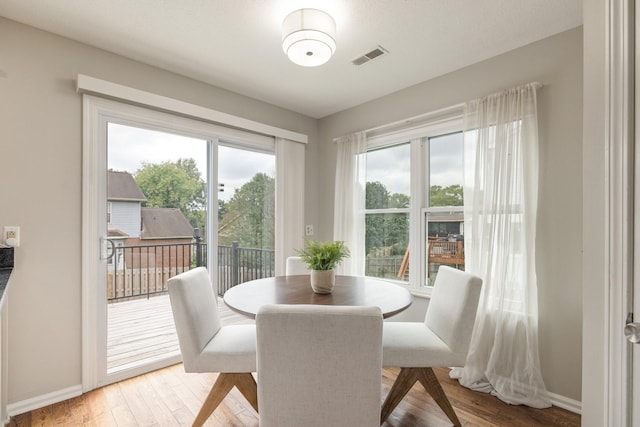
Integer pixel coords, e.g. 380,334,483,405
107,241,274,302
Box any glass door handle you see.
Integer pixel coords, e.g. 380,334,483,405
101,238,115,261
625,321,640,344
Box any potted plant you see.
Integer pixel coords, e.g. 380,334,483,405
297,239,350,294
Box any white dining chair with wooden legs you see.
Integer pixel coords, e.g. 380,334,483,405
285,256,310,275
167,267,258,427
381,266,482,426
256,304,383,427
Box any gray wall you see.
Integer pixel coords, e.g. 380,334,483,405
315,28,584,402
581,0,608,424
0,17,317,404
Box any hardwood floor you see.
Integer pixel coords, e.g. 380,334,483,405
8,363,579,426
10,298,580,426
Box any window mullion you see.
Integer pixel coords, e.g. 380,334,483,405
409,138,424,289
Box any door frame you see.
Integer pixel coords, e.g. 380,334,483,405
81,95,282,389
82,96,221,389
605,0,634,425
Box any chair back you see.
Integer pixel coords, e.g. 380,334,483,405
256,304,383,427
425,266,482,361
168,267,222,371
285,256,310,275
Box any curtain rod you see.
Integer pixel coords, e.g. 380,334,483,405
364,103,465,135
333,81,542,143
332,103,464,143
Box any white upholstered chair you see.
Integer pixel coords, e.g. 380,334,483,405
381,265,482,426
256,304,383,427
285,255,310,275
167,267,258,427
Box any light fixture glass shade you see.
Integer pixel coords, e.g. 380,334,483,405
282,9,336,67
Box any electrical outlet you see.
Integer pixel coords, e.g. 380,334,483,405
305,225,314,236
4,226,20,247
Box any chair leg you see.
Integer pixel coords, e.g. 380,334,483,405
380,368,461,427
417,368,461,426
381,368,419,423
192,372,257,427
234,372,259,412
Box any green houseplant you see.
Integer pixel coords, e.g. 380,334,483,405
297,239,350,293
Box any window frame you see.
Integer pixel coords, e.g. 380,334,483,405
363,113,463,294
82,93,305,391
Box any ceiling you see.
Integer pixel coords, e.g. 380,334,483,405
0,0,582,119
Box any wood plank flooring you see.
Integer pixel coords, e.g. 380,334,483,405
8,364,580,426
11,297,580,426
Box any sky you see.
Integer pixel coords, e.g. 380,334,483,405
107,123,275,202
108,123,463,204
365,132,464,199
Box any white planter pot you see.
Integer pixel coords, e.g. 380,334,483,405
310,269,335,294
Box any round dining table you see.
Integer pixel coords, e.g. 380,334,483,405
223,274,413,319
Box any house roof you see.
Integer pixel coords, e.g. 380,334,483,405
107,229,129,238
108,171,147,202
140,208,193,239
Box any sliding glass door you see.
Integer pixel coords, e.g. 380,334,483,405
83,96,277,389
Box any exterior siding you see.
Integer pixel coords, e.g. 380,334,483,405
109,201,141,237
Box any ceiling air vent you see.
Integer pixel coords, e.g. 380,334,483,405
352,46,389,66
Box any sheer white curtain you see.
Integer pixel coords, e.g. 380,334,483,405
333,131,366,276
450,83,550,408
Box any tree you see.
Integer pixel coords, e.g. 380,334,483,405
218,199,228,221
218,173,275,249
389,193,410,209
134,158,206,231
429,184,463,206
365,181,409,255
366,181,390,209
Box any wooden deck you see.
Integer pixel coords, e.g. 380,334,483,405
107,294,253,373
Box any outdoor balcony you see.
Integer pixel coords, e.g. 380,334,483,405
107,241,272,373
106,239,466,372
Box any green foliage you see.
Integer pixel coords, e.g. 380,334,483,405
218,199,228,221
366,181,390,209
134,158,206,231
218,173,275,249
429,184,463,207
296,239,350,271
389,193,410,209
365,181,410,255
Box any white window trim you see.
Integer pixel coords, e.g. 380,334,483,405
362,109,464,295
76,75,307,144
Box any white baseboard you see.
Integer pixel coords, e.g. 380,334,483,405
548,391,581,415
7,384,82,417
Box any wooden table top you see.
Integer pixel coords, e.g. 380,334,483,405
223,275,414,319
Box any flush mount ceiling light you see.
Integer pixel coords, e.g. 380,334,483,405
282,8,336,67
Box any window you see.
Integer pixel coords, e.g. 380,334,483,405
362,117,464,291
364,143,410,279
424,132,464,285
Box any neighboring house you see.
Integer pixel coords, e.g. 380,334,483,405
427,213,464,238
107,170,194,270
107,170,147,237
125,207,195,270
